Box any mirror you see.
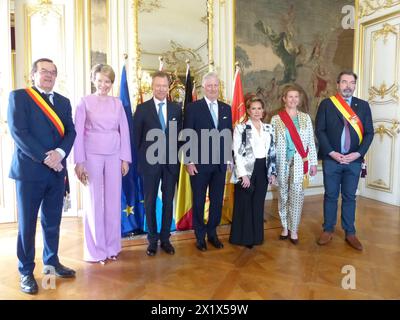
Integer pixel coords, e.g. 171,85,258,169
136,0,211,103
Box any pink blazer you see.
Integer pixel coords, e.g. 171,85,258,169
73,94,132,164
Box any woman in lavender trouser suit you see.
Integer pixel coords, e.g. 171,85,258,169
74,64,131,264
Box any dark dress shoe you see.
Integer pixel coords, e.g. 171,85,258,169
196,240,207,251
146,244,157,256
44,263,76,278
160,242,175,255
245,245,253,249
208,236,224,249
20,274,38,294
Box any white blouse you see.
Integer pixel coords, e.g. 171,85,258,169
250,120,270,159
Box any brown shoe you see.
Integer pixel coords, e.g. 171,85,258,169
345,235,363,251
317,231,333,245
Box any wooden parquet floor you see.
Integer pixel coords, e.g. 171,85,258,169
0,195,399,300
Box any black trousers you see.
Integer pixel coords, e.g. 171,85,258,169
142,166,178,244
190,167,226,241
230,158,268,246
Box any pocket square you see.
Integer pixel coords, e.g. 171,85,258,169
223,116,228,119
171,117,176,120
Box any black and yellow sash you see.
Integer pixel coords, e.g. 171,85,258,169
25,87,65,137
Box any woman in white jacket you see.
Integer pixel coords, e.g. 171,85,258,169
230,94,277,249
270,84,318,244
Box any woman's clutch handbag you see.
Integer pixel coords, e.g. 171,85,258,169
81,173,89,186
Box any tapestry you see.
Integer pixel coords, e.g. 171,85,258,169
235,0,354,120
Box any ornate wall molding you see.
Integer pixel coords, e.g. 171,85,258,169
373,22,398,41
366,119,399,192
359,0,400,18
374,119,399,138
366,19,400,104
369,82,399,102
24,1,66,91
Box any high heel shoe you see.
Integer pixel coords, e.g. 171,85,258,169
109,256,117,261
99,260,106,265
279,229,289,240
289,231,299,245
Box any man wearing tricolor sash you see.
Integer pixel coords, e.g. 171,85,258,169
315,71,374,251
7,58,76,294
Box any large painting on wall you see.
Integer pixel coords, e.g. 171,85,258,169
235,0,354,120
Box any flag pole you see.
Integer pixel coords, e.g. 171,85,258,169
233,61,240,91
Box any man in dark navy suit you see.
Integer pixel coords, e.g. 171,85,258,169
133,71,182,256
183,72,233,251
8,58,76,294
315,71,374,251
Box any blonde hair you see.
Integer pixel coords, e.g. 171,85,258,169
279,83,308,112
91,64,115,83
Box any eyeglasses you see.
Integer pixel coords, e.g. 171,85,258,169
38,69,57,77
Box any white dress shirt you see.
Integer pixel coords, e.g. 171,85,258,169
36,86,54,104
154,97,167,125
204,96,219,124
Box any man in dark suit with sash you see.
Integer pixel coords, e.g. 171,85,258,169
315,71,374,251
133,71,182,256
183,72,233,251
8,58,76,294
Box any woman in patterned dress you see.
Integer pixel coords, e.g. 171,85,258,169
270,84,318,244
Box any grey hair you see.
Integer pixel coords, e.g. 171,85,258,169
201,71,220,87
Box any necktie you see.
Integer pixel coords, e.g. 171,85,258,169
158,102,166,131
43,93,53,105
343,99,351,153
209,102,218,128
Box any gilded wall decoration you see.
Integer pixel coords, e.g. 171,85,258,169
359,0,400,18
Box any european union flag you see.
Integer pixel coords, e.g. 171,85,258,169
120,65,145,236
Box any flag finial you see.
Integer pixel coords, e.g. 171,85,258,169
158,56,164,71
235,61,240,72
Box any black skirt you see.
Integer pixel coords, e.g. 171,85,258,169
229,158,269,246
